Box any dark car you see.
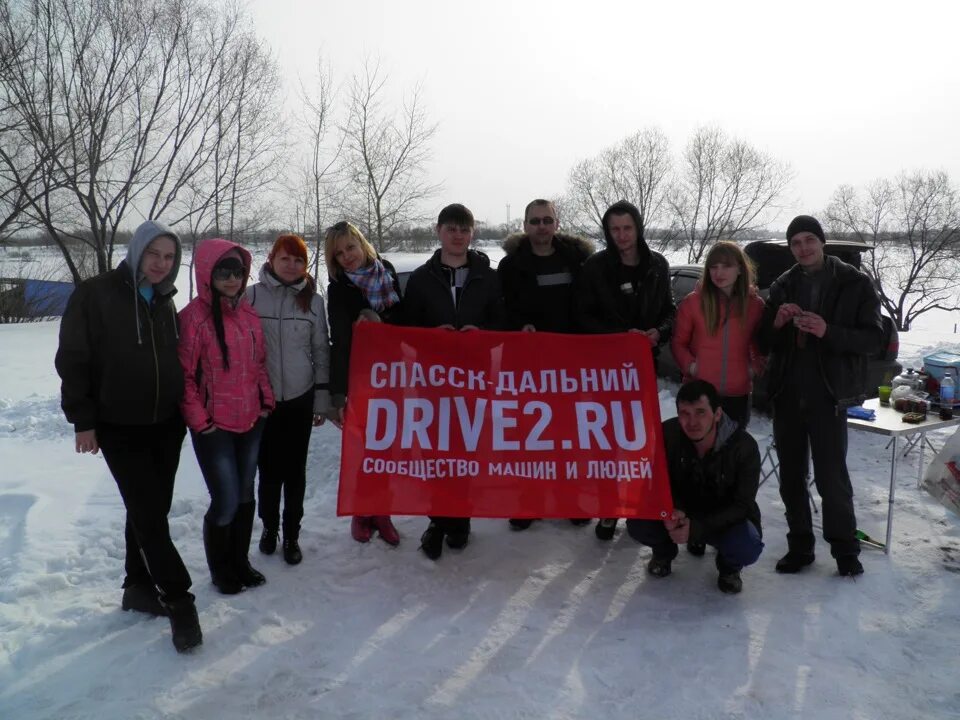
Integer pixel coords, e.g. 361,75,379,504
659,239,901,411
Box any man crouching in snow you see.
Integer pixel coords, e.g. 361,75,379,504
55,219,202,652
626,380,764,593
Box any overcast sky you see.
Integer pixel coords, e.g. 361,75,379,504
248,0,960,230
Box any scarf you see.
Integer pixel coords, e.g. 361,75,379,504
345,259,400,312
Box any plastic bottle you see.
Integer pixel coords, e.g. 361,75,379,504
940,373,955,420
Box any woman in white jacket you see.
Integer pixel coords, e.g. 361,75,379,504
247,234,331,564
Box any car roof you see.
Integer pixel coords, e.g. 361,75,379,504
744,238,873,289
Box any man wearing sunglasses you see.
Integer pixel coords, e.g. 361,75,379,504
497,198,595,531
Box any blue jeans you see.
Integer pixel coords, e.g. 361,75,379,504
626,518,764,571
191,419,265,526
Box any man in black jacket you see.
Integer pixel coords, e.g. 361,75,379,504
758,215,882,578
575,200,675,540
626,380,764,594
55,220,202,653
498,198,595,531
403,203,504,559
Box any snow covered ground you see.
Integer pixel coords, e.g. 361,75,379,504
2,310,960,718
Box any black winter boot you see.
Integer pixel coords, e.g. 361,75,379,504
259,526,278,555
509,519,534,531
595,518,618,541
161,593,203,653
775,551,815,574
282,538,303,565
122,583,167,617
203,517,242,595
420,522,444,560
234,502,266,588
716,556,743,594
282,521,303,564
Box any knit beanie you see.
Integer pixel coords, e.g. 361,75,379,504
786,215,825,243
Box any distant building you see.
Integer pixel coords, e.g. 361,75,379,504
0,277,74,320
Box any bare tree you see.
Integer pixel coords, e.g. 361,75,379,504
826,170,960,330
669,126,792,263
294,55,343,279
341,59,440,251
564,128,673,246
0,0,285,284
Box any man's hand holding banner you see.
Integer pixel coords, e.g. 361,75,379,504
337,324,673,520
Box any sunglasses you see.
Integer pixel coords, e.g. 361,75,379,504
212,266,245,281
527,216,556,226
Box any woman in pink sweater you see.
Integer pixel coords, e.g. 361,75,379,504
179,238,275,595
671,241,765,427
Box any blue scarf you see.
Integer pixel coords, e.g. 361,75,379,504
345,259,399,312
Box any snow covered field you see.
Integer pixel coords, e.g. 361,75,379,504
1,255,960,718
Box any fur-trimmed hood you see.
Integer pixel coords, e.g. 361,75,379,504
501,232,596,258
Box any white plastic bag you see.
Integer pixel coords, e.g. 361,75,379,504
922,426,960,517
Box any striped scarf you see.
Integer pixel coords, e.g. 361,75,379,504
345,259,400,312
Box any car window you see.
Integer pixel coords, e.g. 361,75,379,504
671,269,700,303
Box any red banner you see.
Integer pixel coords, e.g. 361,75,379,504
337,324,673,520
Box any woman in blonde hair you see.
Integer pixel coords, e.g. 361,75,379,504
325,221,403,546
671,241,765,428
246,233,331,565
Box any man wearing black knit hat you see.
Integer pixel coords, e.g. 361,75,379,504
758,214,882,578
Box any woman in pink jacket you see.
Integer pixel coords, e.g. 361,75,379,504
179,238,275,595
671,241,765,428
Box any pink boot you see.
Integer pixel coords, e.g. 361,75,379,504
351,516,373,543
372,516,400,546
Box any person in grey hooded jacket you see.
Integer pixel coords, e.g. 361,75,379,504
55,219,202,653
246,233,331,565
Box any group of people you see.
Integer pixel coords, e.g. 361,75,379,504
54,196,882,653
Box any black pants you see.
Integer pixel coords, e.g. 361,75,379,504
257,390,314,537
626,519,764,570
773,396,859,557
98,417,192,601
429,517,471,536
720,394,751,428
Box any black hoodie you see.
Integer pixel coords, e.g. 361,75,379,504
574,201,675,350
56,222,184,431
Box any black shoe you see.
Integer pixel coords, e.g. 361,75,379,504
282,538,303,565
775,551,815,574
234,503,266,588
717,570,743,594
687,541,706,557
161,594,203,653
836,555,864,577
237,561,266,587
446,531,470,550
121,584,167,617
420,523,444,560
509,519,534,531
569,518,591,526
259,527,278,555
647,556,672,578
595,518,618,541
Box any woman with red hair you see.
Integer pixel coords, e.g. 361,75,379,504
247,234,331,565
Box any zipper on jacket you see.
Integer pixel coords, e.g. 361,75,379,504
278,290,286,400
144,300,160,424
719,298,731,396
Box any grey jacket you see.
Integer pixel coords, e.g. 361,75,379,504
246,265,331,414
